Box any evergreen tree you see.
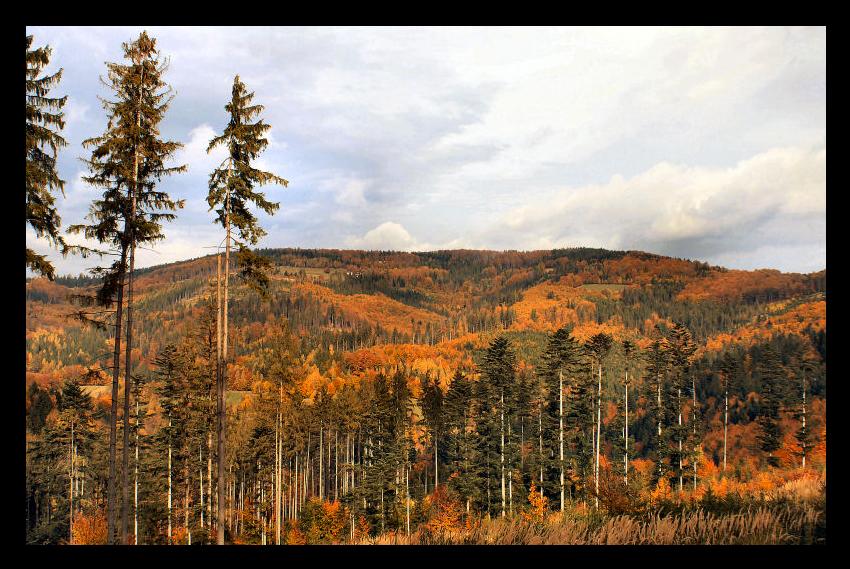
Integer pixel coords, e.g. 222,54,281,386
584,332,612,507
477,336,517,517
666,322,697,491
538,326,583,510
444,369,477,516
756,346,784,467
69,31,185,542
207,74,288,544
26,35,68,280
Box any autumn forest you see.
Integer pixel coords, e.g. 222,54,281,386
25,30,827,546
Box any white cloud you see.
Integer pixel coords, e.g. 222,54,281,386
25,26,826,274
482,143,825,272
346,221,427,251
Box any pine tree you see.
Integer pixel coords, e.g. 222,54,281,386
645,336,670,484
444,369,476,517
584,332,612,508
26,35,68,280
539,326,582,510
69,31,185,543
718,351,737,473
666,323,697,492
207,74,289,544
477,336,517,518
756,346,784,468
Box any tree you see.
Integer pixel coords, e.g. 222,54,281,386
718,352,737,473
478,336,517,518
420,372,444,491
756,347,784,468
206,74,289,544
55,378,95,544
644,336,670,484
539,326,582,510
584,332,612,508
26,35,68,280
666,323,696,492
70,31,185,543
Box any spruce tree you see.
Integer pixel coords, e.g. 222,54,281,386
756,346,784,468
70,31,185,543
26,35,68,280
666,322,697,492
584,332,612,508
207,74,288,544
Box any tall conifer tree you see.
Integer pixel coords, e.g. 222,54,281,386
70,31,185,543
206,75,288,544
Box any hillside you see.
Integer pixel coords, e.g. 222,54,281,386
26,247,825,386
25,247,827,545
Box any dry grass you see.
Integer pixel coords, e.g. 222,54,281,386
362,502,822,545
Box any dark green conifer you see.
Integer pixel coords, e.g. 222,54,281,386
26,35,68,280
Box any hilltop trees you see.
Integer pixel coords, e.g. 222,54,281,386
206,74,288,544
70,31,185,544
26,35,68,281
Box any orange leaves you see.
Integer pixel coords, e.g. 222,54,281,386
678,269,813,303
294,282,443,335
423,486,464,535
523,483,548,522
704,300,825,354
71,510,107,545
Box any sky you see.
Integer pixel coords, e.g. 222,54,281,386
26,26,826,276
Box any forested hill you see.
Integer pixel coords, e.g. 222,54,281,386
27,246,826,388
26,246,827,544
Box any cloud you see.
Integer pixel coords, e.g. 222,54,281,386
25,26,825,274
480,143,825,272
346,222,428,251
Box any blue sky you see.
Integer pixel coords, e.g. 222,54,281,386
26,26,826,276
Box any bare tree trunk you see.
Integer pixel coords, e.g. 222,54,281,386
693,377,697,491
723,382,728,473
595,363,602,509
559,370,564,511
539,404,543,500
678,387,683,493
135,393,140,544
168,418,172,545
69,420,74,544
107,243,127,545
500,389,505,518
801,372,807,469
122,240,135,544
625,372,629,485
218,220,229,544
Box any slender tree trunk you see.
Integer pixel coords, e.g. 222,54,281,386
801,373,807,469
595,363,602,509
135,392,140,544
559,370,564,511
500,389,505,518
625,372,629,485
539,404,543,500
723,384,728,473
69,420,74,544
168,418,172,545
122,240,135,544
218,220,229,544
107,243,127,545
678,387,683,493
121,63,143,545
692,377,697,491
